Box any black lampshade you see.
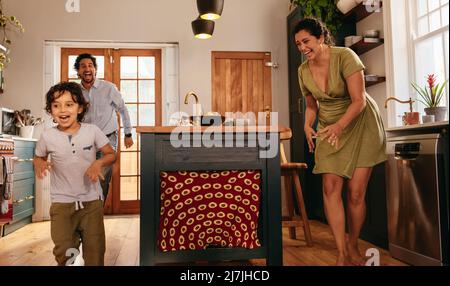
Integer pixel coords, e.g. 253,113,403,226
192,17,215,39
197,0,224,20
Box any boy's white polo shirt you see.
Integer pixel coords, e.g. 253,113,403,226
35,123,110,203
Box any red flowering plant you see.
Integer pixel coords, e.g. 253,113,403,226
411,74,449,108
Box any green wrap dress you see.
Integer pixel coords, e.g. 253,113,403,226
298,46,387,179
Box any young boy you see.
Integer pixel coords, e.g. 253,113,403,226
34,82,116,266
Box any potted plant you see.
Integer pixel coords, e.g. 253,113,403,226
0,0,25,71
411,74,449,122
289,0,343,36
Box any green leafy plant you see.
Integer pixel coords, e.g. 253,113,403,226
289,0,343,36
411,74,449,108
0,0,25,70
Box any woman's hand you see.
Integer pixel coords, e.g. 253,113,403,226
304,126,317,153
85,160,104,182
317,122,343,148
33,157,52,179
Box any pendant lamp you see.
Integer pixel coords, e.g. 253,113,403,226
197,0,224,20
191,17,215,39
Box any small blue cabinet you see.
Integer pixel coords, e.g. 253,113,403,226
3,138,36,236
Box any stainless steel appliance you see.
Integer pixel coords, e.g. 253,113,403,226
386,133,448,266
0,138,14,236
0,107,17,135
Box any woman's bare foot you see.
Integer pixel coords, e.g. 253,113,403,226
336,254,351,266
347,244,365,266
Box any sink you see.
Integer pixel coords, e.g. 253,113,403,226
190,115,225,126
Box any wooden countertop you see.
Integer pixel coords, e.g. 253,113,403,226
137,125,290,134
385,120,448,132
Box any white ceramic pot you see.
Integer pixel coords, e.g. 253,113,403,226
19,126,34,138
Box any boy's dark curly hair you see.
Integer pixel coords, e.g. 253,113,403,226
45,82,89,122
74,53,98,71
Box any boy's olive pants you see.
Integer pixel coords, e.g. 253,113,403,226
50,199,105,266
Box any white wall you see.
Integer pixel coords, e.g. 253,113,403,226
1,0,291,129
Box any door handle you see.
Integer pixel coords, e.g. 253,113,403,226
263,106,271,119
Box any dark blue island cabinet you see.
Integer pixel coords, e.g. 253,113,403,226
138,126,284,266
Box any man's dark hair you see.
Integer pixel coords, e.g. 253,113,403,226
74,53,98,71
45,81,89,122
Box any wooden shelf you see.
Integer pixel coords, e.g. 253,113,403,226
365,76,386,88
343,1,383,22
350,39,384,55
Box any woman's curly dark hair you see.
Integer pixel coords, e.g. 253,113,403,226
293,17,335,46
45,82,89,122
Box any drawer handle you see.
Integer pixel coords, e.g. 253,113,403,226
13,198,25,205
12,158,34,163
12,196,34,205
25,195,35,201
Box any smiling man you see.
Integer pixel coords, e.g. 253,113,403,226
74,53,134,204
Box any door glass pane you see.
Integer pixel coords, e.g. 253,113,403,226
120,177,138,201
68,55,105,79
139,80,155,103
442,0,449,5
137,177,141,200
121,152,138,176
68,79,81,84
138,153,141,174
121,57,138,79
120,128,139,151
139,104,155,126
121,80,138,103
68,56,78,78
139,57,155,79
125,104,137,127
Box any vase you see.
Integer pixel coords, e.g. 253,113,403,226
424,107,448,122
19,126,34,138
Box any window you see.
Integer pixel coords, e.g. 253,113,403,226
409,0,449,110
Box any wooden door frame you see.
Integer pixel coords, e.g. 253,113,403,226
61,48,112,82
211,51,272,118
60,48,162,215
111,48,162,214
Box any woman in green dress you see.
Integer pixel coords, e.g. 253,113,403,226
294,18,387,266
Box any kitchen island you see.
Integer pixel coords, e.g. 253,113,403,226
137,125,285,266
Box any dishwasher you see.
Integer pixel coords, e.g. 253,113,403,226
386,133,448,266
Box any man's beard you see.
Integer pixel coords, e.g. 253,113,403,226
79,73,96,84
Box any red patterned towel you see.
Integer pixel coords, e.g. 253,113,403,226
158,170,262,252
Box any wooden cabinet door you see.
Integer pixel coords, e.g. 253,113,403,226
212,51,272,121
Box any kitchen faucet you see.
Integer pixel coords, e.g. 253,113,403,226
184,91,199,105
184,91,201,126
384,97,415,112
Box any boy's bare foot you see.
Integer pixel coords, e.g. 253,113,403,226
347,244,365,266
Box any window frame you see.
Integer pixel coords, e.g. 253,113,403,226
407,0,449,110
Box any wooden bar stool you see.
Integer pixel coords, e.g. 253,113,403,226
280,129,313,246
